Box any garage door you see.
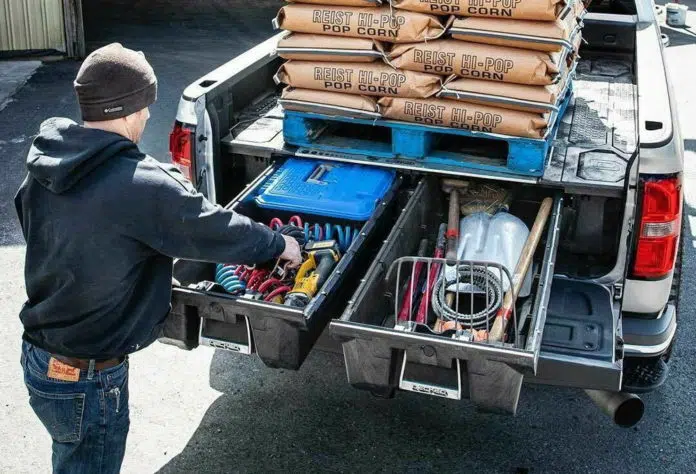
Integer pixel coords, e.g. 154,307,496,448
0,0,66,53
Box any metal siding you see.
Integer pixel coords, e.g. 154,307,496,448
0,0,66,52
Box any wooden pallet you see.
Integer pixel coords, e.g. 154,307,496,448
283,91,572,177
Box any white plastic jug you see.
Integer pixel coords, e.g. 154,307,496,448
444,211,532,298
666,3,688,27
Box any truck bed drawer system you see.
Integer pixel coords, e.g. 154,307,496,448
163,30,641,420
331,179,562,413
166,162,402,369
165,168,623,412
330,179,622,413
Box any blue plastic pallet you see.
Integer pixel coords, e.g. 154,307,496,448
283,91,572,177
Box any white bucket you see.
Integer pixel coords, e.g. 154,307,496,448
666,3,688,27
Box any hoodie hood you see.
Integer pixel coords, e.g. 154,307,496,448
27,117,138,194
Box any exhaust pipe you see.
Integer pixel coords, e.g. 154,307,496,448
585,389,644,428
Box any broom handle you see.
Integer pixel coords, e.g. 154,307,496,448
445,191,460,261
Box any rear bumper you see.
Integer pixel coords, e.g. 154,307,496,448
622,276,672,313
622,304,677,357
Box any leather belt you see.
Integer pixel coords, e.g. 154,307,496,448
52,354,125,371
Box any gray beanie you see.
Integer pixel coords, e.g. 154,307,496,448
74,43,157,121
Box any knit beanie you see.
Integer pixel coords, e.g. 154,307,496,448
74,43,157,121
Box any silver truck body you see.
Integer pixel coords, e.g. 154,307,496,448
164,0,682,423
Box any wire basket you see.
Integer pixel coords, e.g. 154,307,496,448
386,256,524,348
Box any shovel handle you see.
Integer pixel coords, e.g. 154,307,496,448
488,197,553,342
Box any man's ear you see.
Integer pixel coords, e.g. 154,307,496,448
121,114,132,130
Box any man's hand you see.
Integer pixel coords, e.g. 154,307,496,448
280,235,302,269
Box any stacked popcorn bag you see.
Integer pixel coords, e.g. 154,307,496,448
273,0,586,140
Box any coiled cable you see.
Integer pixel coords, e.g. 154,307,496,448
431,265,504,330
304,222,324,241
265,286,293,302
215,215,358,299
215,264,246,294
269,216,358,253
246,269,268,291
324,224,360,253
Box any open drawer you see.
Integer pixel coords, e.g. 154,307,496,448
163,162,403,370
330,179,564,414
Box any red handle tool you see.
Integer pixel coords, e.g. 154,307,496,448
397,239,430,322
415,224,447,325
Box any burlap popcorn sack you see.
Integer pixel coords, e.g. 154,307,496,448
280,87,382,119
392,0,572,21
273,4,447,43
288,0,382,6
275,60,442,98
390,39,560,85
449,12,583,53
438,76,566,113
378,96,548,138
276,34,386,62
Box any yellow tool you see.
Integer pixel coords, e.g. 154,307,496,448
284,240,341,308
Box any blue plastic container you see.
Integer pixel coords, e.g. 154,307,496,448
255,159,395,221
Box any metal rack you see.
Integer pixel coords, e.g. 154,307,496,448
388,256,521,347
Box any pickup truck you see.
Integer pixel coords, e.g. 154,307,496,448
161,0,683,428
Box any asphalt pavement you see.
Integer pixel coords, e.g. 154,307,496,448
1,2,696,473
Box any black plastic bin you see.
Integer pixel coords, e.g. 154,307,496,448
331,178,564,413
162,163,403,370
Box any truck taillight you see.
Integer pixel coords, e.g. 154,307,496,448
169,122,194,181
631,175,682,279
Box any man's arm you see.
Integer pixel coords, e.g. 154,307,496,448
135,164,286,265
14,175,30,241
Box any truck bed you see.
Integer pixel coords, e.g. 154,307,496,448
542,56,638,195
223,56,637,197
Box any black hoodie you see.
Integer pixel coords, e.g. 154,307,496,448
15,118,285,359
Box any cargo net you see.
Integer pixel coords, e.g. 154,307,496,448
386,256,524,348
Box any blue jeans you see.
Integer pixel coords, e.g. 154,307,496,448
21,341,130,474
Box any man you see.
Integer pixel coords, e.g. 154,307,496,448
14,43,302,473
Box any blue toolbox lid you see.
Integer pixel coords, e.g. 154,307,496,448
255,159,395,221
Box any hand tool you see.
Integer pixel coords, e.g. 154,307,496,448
440,179,469,326
284,240,342,308
442,179,469,262
416,224,447,325
397,239,430,323
475,197,553,342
